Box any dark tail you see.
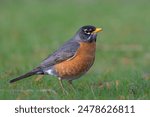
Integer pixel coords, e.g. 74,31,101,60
10,67,43,83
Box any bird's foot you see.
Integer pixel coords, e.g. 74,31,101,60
58,78,68,95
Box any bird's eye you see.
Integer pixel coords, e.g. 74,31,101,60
84,29,91,35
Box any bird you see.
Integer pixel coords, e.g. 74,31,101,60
10,25,102,92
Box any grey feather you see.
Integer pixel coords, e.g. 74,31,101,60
40,41,80,69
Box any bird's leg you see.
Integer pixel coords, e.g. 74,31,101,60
68,80,76,93
58,78,68,95
68,80,72,85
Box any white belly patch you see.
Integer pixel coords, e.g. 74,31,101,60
45,69,55,75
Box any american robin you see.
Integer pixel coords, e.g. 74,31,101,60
10,25,102,91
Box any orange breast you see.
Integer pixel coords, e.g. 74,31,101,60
54,42,96,80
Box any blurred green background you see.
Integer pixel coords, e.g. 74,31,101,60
0,0,150,99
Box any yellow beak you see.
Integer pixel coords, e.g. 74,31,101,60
92,28,103,33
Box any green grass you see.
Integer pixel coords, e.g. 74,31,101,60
0,0,150,99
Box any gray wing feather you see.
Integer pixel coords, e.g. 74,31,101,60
40,41,80,68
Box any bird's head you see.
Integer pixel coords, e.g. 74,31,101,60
74,25,102,42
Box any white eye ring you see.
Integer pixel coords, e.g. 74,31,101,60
84,29,87,32
84,29,91,35
86,32,91,35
